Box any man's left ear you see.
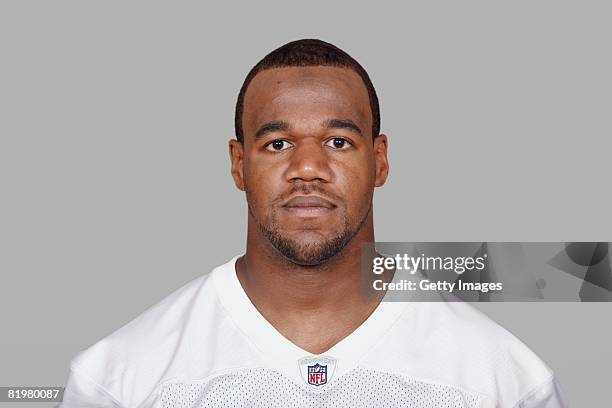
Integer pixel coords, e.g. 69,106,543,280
373,134,389,187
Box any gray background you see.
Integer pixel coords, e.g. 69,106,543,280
1,1,610,406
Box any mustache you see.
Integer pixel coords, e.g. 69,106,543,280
273,182,344,206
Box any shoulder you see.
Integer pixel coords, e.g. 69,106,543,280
65,256,253,407
72,269,214,367
365,299,558,407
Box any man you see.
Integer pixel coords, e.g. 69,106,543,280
59,39,567,407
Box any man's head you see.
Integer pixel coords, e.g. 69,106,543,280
235,39,380,143
229,39,389,266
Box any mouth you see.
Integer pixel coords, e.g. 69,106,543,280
281,195,337,218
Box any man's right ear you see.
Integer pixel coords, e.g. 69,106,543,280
228,139,245,191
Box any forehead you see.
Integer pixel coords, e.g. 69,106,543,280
242,66,371,136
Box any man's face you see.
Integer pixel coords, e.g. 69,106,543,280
230,66,388,265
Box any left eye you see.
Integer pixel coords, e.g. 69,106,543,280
325,138,352,149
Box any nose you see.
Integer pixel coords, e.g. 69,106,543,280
284,139,332,183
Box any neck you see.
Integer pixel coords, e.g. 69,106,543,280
235,209,383,354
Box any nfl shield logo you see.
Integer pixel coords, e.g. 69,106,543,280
298,355,336,388
307,363,327,386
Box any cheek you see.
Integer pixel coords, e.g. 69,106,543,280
332,159,375,205
244,158,286,203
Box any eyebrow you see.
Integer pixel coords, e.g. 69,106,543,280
254,121,291,140
254,118,363,140
322,118,363,136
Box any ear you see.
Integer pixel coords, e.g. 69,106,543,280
373,134,389,187
229,139,245,191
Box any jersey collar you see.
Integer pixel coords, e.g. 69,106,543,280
212,255,409,384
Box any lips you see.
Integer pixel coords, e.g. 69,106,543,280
282,195,336,209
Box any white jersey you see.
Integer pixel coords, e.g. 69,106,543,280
59,255,567,407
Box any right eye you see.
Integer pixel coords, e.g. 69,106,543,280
264,139,293,152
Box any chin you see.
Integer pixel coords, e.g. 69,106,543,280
273,233,350,266
281,248,335,266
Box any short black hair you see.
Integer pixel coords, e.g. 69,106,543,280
234,39,380,143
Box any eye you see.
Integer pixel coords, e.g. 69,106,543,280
264,139,293,152
325,137,352,150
